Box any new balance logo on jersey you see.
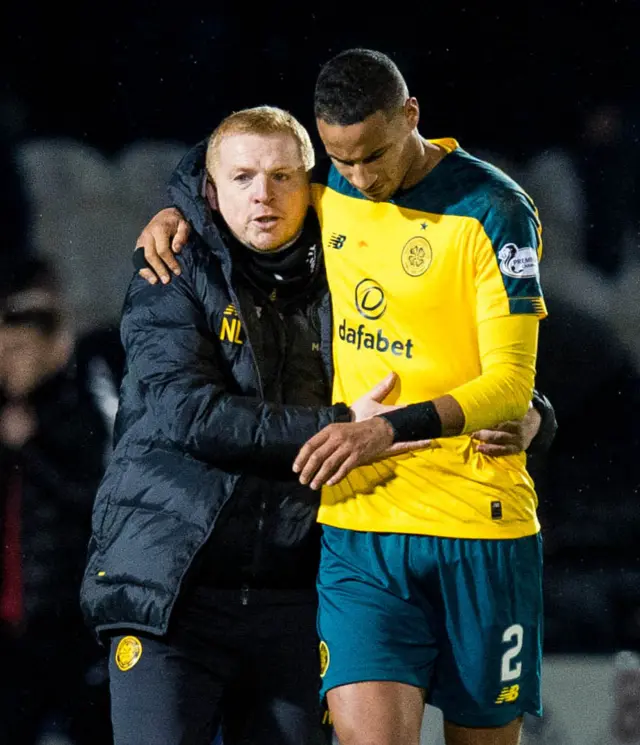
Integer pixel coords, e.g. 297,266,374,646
328,233,347,249
219,305,244,345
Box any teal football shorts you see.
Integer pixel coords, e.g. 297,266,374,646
317,525,543,727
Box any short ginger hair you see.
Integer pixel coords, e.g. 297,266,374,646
205,106,315,175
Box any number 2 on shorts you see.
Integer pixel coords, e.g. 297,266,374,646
500,624,523,682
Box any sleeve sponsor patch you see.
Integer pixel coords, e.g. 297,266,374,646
498,243,540,279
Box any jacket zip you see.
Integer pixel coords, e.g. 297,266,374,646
244,497,268,606
161,282,268,626
244,298,287,601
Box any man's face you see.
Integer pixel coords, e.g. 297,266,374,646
316,105,417,202
0,325,58,398
210,132,310,251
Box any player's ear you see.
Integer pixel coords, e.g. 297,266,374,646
404,97,420,130
205,179,219,211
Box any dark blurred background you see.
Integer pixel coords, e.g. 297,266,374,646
3,3,640,154
1,3,640,743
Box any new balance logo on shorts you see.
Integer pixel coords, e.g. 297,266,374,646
495,684,520,704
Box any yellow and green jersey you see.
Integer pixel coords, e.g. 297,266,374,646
311,138,547,540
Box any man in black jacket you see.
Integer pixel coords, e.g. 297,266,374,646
0,257,114,745
83,106,555,745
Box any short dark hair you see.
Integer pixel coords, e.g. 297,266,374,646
314,48,408,126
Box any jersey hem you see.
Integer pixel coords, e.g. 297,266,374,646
316,513,541,540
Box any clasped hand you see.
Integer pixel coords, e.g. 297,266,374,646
292,372,429,490
292,374,538,490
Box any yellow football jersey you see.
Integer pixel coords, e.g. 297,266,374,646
311,139,547,539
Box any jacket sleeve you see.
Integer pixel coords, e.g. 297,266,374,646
119,257,349,469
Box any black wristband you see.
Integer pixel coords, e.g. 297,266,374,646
377,401,442,443
332,402,352,424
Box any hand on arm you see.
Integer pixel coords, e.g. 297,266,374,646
134,207,191,285
293,314,539,488
292,417,396,490
472,402,541,456
293,372,432,490
292,386,539,489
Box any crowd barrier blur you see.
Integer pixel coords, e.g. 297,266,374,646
16,138,188,331
420,653,636,745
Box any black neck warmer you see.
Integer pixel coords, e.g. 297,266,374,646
218,211,323,304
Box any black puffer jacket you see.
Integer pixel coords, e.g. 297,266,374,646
80,144,350,637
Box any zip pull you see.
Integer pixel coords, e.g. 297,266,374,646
241,584,250,606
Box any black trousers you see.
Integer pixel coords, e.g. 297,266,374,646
109,588,331,745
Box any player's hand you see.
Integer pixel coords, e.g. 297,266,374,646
293,418,396,490
472,405,541,456
349,372,400,421
135,207,191,285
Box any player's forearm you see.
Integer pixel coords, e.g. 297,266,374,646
447,315,538,433
431,394,465,437
379,369,532,443
444,363,534,435
378,315,538,441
